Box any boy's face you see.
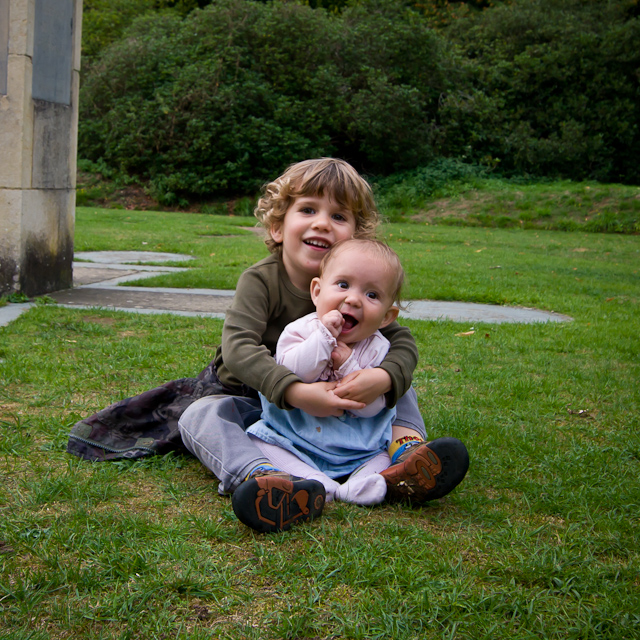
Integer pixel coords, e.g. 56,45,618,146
270,193,356,290
311,247,399,345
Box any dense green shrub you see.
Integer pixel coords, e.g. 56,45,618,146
439,0,640,184
79,0,448,202
81,0,214,66
80,0,640,200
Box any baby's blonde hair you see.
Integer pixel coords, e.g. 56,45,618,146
319,238,405,306
255,158,380,253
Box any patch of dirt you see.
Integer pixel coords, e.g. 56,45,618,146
586,195,617,213
199,228,263,237
106,184,159,210
0,401,23,414
81,315,118,325
410,191,493,223
77,172,160,211
76,171,253,214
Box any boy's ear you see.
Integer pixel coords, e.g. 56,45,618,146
270,221,283,244
380,305,399,329
310,277,322,303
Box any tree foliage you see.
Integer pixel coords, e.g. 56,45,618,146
81,0,214,66
439,0,640,183
78,0,640,201
79,0,448,201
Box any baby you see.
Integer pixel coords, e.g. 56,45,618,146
244,238,404,505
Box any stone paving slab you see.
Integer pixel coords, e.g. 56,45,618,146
0,302,34,326
402,299,571,324
50,286,233,316
2,284,570,326
74,251,195,264
0,251,573,327
74,266,139,286
73,257,190,287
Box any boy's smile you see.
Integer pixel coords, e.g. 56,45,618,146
271,194,356,290
311,247,399,345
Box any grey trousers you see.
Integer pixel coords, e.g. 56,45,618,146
178,386,426,494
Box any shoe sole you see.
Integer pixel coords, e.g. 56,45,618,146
232,476,326,533
380,437,469,503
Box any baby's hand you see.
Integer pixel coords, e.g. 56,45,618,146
321,310,344,338
334,368,392,405
284,381,365,417
331,341,352,369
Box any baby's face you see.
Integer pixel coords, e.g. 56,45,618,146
311,247,398,345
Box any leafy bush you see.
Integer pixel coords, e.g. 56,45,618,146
439,0,640,184
79,0,448,202
81,0,214,66
79,0,640,200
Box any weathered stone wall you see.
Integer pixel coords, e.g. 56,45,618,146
0,0,82,296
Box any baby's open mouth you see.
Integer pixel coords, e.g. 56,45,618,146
341,314,358,331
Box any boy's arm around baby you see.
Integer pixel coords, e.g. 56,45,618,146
220,262,304,405
334,321,418,408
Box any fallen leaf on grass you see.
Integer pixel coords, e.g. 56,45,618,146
455,330,475,337
192,605,211,621
567,407,591,417
0,541,14,554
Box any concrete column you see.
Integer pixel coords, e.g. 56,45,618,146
0,0,82,296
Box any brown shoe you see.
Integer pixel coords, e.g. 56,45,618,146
232,470,325,533
380,437,469,503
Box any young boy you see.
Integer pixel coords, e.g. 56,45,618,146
178,158,469,533
240,239,405,510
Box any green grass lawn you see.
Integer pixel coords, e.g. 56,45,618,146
1,202,639,639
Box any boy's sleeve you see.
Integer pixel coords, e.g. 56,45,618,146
378,321,418,407
221,268,300,406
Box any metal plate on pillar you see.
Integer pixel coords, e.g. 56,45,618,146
0,0,9,95
32,0,74,105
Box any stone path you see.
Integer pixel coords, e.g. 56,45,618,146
0,251,572,327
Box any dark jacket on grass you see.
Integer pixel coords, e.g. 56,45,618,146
66,359,256,461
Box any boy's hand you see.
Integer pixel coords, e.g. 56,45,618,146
331,341,352,369
321,310,345,338
334,368,392,406
285,381,365,417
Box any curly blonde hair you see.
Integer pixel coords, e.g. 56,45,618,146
255,158,380,253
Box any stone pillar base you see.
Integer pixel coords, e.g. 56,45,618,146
0,188,74,296
0,0,81,297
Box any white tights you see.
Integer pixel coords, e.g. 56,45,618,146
249,435,390,506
